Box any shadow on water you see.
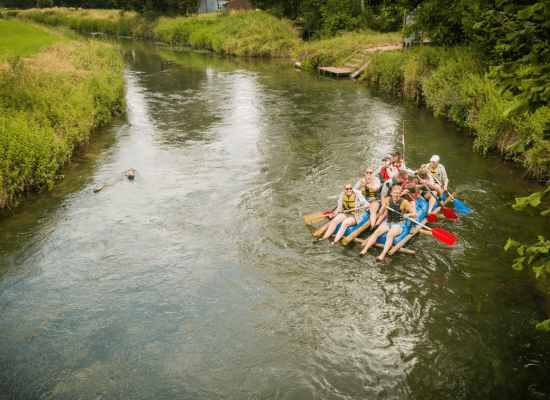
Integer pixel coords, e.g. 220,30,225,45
1,36,550,399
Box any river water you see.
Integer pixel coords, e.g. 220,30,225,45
1,37,550,399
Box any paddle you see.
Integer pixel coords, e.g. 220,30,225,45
431,175,471,214
304,210,334,224
304,206,365,224
423,185,459,220
385,206,456,246
405,192,438,223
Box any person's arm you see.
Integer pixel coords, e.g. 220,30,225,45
402,200,417,219
375,199,388,224
439,165,449,190
335,193,343,216
380,181,390,202
366,177,380,192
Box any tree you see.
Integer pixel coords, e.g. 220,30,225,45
480,0,550,332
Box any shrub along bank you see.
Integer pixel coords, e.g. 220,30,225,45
359,46,550,180
0,21,125,211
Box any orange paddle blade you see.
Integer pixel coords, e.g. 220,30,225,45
304,211,332,224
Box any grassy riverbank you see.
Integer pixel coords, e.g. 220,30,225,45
0,20,125,211
15,7,401,62
359,46,550,179
10,8,550,180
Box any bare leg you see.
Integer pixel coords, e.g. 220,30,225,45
359,224,389,255
332,216,357,244
377,226,401,261
322,214,347,240
425,193,436,214
369,202,380,227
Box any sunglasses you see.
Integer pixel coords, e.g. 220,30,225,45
365,171,373,174
345,187,353,190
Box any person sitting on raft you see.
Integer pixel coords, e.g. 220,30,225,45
379,156,392,182
359,185,417,261
379,169,409,207
320,183,368,245
420,155,449,199
414,169,438,214
402,182,418,210
354,167,381,228
388,151,405,177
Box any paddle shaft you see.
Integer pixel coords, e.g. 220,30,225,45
385,205,430,231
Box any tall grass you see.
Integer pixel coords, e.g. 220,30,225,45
360,45,550,179
0,35,125,210
155,11,299,57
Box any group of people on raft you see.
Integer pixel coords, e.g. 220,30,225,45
318,151,449,261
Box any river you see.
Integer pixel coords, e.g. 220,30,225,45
1,37,549,399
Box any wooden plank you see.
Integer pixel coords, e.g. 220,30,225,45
312,221,331,238
350,59,371,79
341,220,371,245
353,237,416,255
318,66,352,76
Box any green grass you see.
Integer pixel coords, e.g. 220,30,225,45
0,30,125,210
0,19,65,56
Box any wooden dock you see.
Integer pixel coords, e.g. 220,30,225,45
318,67,352,79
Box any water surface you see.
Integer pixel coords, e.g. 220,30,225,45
1,38,549,399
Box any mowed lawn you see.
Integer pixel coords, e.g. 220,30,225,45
0,19,64,56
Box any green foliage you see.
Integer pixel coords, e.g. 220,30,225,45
0,40,125,210
505,236,550,279
536,319,550,331
475,0,550,152
412,0,493,46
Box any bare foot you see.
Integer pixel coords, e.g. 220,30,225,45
376,255,384,261
359,248,368,256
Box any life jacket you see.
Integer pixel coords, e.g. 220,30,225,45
428,165,440,182
380,168,390,182
361,179,378,200
387,197,405,224
342,192,356,214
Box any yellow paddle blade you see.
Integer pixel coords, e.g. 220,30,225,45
304,213,329,224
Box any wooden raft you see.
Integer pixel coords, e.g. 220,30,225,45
311,193,456,256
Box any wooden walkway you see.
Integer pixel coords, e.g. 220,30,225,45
318,66,352,78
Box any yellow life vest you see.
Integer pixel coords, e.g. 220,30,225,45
361,179,377,200
428,165,440,182
343,192,356,214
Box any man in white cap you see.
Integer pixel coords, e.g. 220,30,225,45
421,155,448,199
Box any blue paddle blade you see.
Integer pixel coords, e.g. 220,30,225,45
442,193,445,201
453,198,471,214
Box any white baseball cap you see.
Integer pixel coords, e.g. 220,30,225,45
430,155,440,162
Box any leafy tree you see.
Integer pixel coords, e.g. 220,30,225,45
483,0,550,332
410,0,496,46
111,0,200,16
